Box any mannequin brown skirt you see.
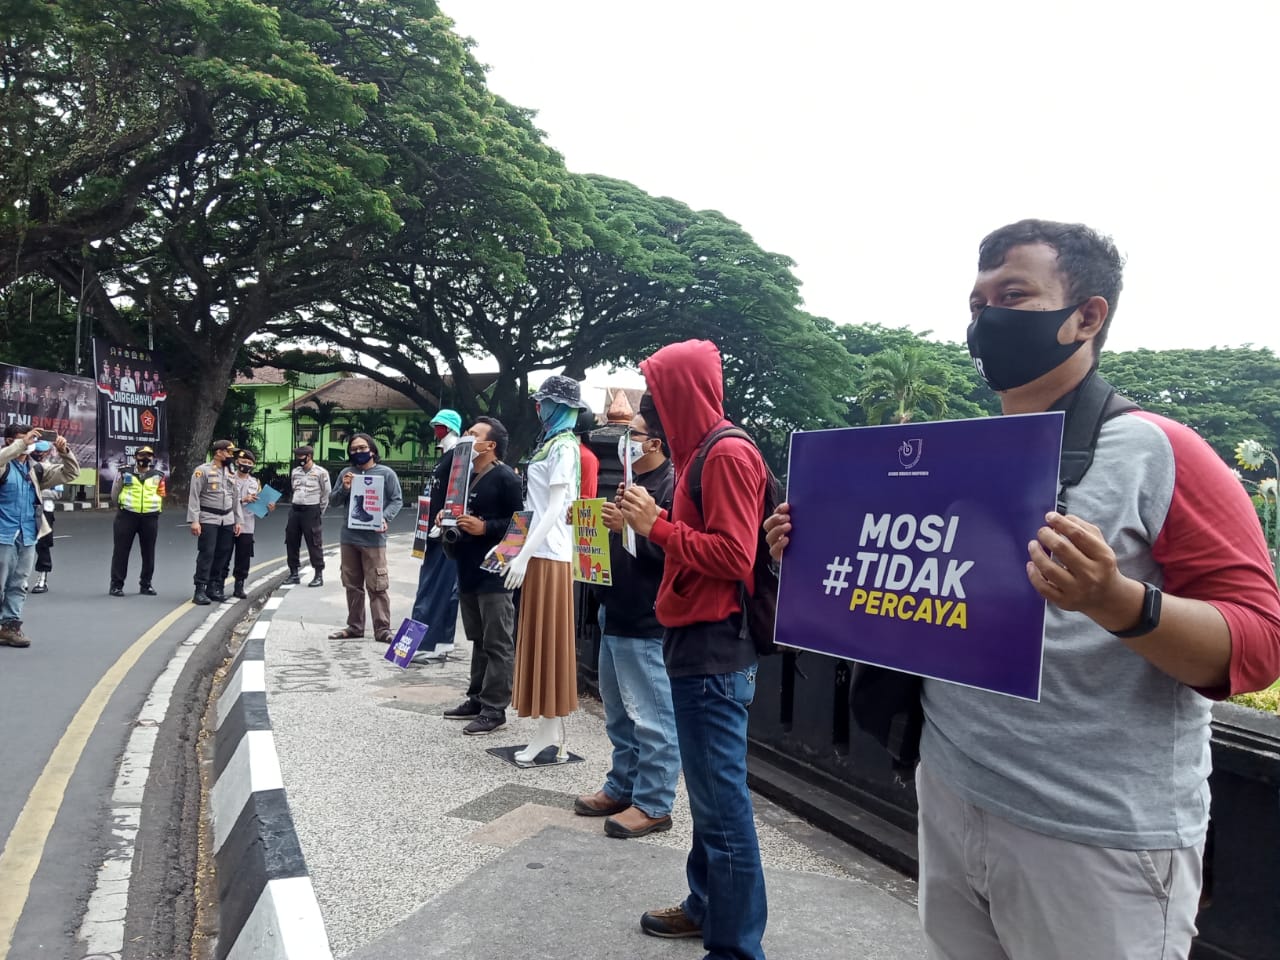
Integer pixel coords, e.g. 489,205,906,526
512,557,579,718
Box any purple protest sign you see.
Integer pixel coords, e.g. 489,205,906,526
775,413,1063,700
385,618,429,668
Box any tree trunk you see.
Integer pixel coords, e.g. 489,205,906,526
164,350,238,500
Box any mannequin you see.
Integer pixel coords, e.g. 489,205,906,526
505,376,587,763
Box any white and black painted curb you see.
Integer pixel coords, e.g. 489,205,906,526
210,589,334,960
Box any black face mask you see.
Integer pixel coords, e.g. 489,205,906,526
350,450,373,465
237,463,252,473
966,302,1086,391
137,459,152,469
296,458,308,467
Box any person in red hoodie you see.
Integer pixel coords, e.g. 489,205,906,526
619,339,768,960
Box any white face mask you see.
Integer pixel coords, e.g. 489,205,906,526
618,435,645,466
439,433,458,452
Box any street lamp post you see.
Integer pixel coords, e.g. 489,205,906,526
263,408,272,461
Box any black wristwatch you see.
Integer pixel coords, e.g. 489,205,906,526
1109,581,1162,638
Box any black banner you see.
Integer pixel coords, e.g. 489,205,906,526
0,362,97,478
92,338,169,493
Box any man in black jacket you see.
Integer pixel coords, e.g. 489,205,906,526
442,417,525,736
574,397,680,839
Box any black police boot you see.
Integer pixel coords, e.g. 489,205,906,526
351,493,375,523
308,573,323,588
31,572,48,594
140,583,157,595
233,579,247,599
283,569,301,585
192,587,211,605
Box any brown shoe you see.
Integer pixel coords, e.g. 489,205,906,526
640,904,701,939
573,789,629,818
0,621,31,648
605,806,673,839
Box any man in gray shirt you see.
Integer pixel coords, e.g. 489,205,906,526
285,444,330,587
766,220,1280,960
328,433,403,644
187,439,243,605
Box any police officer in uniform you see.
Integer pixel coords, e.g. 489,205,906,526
284,444,330,586
187,439,243,605
109,445,165,596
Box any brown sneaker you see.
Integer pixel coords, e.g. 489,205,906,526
640,904,701,939
605,806,673,839
0,621,31,648
573,789,629,818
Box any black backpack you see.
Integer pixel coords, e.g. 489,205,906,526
850,373,1138,780
688,425,783,657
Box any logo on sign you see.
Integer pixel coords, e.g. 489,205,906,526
898,439,923,469
363,476,374,486
140,409,156,433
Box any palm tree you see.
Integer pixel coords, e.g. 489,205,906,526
347,409,400,457
859,347,949,425
396,418,438,472
296,399,342,457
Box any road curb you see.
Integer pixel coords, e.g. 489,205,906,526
209,587,334,960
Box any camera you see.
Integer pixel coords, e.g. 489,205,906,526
441,523,463,545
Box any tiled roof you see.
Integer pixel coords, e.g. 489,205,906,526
286,377,427,412
232,366,291,386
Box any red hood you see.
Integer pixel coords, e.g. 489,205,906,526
640,339,726,469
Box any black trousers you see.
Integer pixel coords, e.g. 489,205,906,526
194,522,236,589
285,504,325,572
220,532,255,581
35,508,55,572
111,511,159,588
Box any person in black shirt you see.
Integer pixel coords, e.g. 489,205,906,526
442,416,525,735
574,400,680,839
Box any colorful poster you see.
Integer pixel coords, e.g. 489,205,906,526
0,362,97,486
347,472,385,530
441,436,475,521
410,495,432,559
572,498,612,585
385,618,429,668
480,511,533,575
775,413,1064,701
91,338,169,494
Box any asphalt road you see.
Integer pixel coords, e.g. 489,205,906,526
0,503,415,959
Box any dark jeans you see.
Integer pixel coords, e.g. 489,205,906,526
221,532,255,581
671,663,767,960
461,590,516,718
194,522,235,589
111,511,159,588
34,508,54,572
411,540,459,651
285,504,325,573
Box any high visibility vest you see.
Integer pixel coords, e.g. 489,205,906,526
119,469,165,513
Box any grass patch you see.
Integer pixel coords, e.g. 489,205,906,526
1229,679,1280,714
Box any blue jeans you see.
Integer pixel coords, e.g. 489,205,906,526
598,611,680,817
0,540,37,623
411,540,458,650
671,664,767,960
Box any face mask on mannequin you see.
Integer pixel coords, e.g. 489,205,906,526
617,435,645,465
537,400,577,438
966,302,1086,391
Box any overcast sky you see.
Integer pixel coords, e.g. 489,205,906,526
447,1,1280,356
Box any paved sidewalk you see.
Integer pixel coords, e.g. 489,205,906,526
263,534,927,959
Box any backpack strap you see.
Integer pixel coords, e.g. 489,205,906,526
688,426,754,518
1057,372,1138,513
